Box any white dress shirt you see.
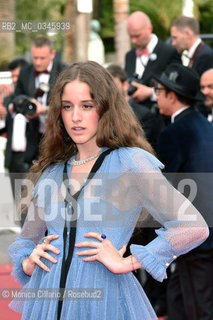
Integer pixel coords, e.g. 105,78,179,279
35,61,53,133
135,34,158,78
171,106,190,123
183,38,202,67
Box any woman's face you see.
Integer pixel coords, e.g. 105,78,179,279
61,80,99,150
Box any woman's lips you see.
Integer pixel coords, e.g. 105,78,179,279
71,127,85,133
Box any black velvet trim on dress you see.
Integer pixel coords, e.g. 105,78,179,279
57,148,113,320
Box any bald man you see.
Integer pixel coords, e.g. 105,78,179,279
125,11,181,113
200,68,213,122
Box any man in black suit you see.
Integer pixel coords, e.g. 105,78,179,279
170,16,213,76
12,35,67,169
125,11,181,111
124,13,181,316
155,63,213,320
3,58,28,172
3,59,29,198
106,63,162,149
171,16,213,118
200,68,213,122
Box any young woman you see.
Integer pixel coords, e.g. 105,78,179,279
8,61,208,320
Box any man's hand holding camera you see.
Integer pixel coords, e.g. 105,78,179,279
9,96,48,120
11,82,49,118
130,82,154,102
127,73,154,103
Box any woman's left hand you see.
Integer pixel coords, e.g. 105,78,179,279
75,232,132,274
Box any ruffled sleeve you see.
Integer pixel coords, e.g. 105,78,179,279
8,166,51,285
125,148,209,282
8,242,36,286
8,162,66,286
8,198,47,285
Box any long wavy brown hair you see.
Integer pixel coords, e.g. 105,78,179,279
30,60,154,176
20,61,155,215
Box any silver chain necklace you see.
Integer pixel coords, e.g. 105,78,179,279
71,152,100,166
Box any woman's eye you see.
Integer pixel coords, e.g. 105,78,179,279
82,104,93,109
62,105,71,110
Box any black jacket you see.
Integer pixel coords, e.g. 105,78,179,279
4,60,67,168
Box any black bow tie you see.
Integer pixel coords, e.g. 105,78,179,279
34,69,49,77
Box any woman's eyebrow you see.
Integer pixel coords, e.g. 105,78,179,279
61,99,94,103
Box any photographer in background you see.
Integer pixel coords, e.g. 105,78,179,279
13,35,67,168
4,36,66,201
125,11,181,115
3,58,28,197
106,64,163,150
2,58,28,120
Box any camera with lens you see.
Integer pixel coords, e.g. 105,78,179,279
12,95,37,116
12,83,50,116
127,73,141,96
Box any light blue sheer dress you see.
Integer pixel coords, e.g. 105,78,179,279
8,147,208,319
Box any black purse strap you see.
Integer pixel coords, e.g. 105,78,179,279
57,148,113,319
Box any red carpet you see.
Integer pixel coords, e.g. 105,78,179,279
0,265,22,320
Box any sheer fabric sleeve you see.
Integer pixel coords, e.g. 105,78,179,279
8,187,47,286
125,149,209,282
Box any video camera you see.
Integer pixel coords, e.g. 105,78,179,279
12,83,50,116
127,73,141,96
